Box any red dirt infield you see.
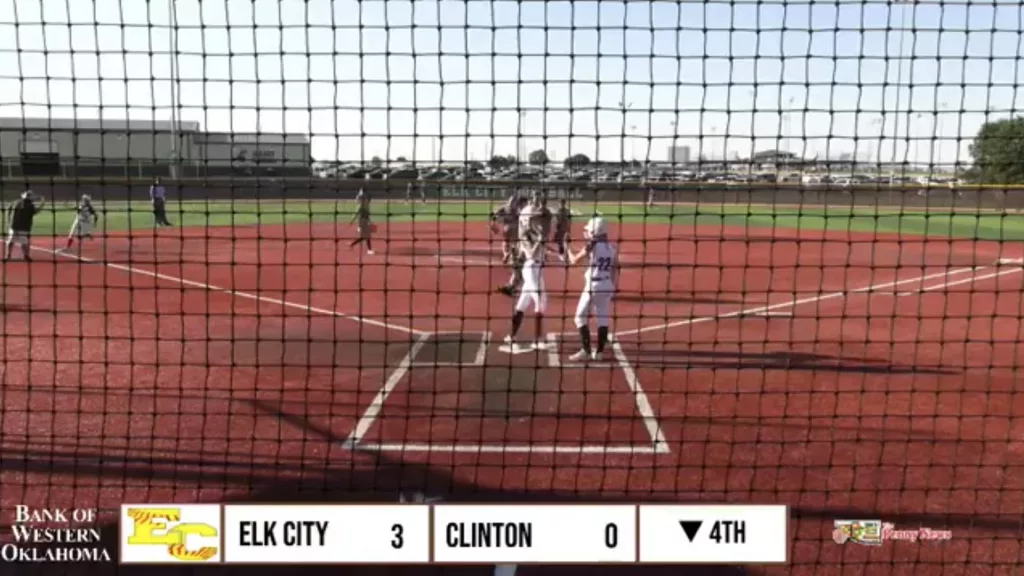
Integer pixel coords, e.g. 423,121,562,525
1,218,1022,575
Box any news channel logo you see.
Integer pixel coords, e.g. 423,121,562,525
832,520,883,546
119,505,222,563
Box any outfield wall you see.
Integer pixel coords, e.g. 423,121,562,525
4,178,1024,210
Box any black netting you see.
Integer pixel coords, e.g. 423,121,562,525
1,0,1021,573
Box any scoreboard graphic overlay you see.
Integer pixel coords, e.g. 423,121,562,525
119,504,788,565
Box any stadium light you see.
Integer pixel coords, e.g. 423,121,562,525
167,0,181,179
889,0,910,185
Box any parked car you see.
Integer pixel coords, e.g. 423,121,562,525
386,168,419,180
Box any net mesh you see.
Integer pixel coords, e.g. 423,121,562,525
1,0,1022,572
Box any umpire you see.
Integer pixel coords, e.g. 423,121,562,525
150,177,173,227
4,190,44,262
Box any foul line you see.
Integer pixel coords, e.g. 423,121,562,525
896,266,1022,296
34,247,425,336
437,255,498,267
614,265,980,339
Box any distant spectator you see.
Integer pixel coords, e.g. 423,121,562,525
406,182,426,204
150,177,173,227
644,177,657,208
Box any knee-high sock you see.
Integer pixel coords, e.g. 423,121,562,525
578,325,592,353
596,326,609,353
510,311,524,339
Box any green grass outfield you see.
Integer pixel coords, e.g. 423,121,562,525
10,199,1024,241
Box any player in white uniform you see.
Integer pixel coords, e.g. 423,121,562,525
568,216,618,361
497,192,536,297
58,194,98,253
499,227,549,353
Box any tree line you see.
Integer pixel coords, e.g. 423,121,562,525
360,150,595,170
965,116,1024,184
486,150,593,170
354,116,1024,184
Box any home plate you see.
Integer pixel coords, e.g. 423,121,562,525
498,343,536,355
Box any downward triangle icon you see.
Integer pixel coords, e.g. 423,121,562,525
679,520,702,542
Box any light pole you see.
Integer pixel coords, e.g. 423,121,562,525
748,89,756,170
710,125,719,167
619,100,632,168
935,101,948,172
167,0,180,179
629,125,637,164
890,0,910,183
913,112,923,170
783,96,795,156
517,110,527,165
871,116,884,174
669,120,677,165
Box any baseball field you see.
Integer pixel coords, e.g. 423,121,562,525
1,197,1022,575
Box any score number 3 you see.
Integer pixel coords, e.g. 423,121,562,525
391,524,404,549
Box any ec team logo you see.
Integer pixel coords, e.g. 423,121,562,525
119,505,221,563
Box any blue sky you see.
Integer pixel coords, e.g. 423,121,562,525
0,0,1022,165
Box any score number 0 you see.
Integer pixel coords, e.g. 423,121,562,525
605,523,618,548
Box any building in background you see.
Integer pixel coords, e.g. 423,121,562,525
749,149,805,171
0,117,312,178
667,145,691,166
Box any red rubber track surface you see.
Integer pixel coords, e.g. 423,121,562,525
1,219,1022,575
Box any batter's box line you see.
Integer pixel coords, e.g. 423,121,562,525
350,442,663,455
342,331,671,455
408,330,491,367
547,332,670,454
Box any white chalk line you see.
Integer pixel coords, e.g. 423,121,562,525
408,330,491,367
34,246,425,336
351,443,662,454
614,265,981,339
612,338,671,454
437,255,498,267
895,266,1022,297
342,334,430,448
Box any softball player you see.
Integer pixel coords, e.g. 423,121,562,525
498,192,542,297
568,216,618,361
58,194,99,253
348,190,375,255
500,228,549,353
551,197,572,262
